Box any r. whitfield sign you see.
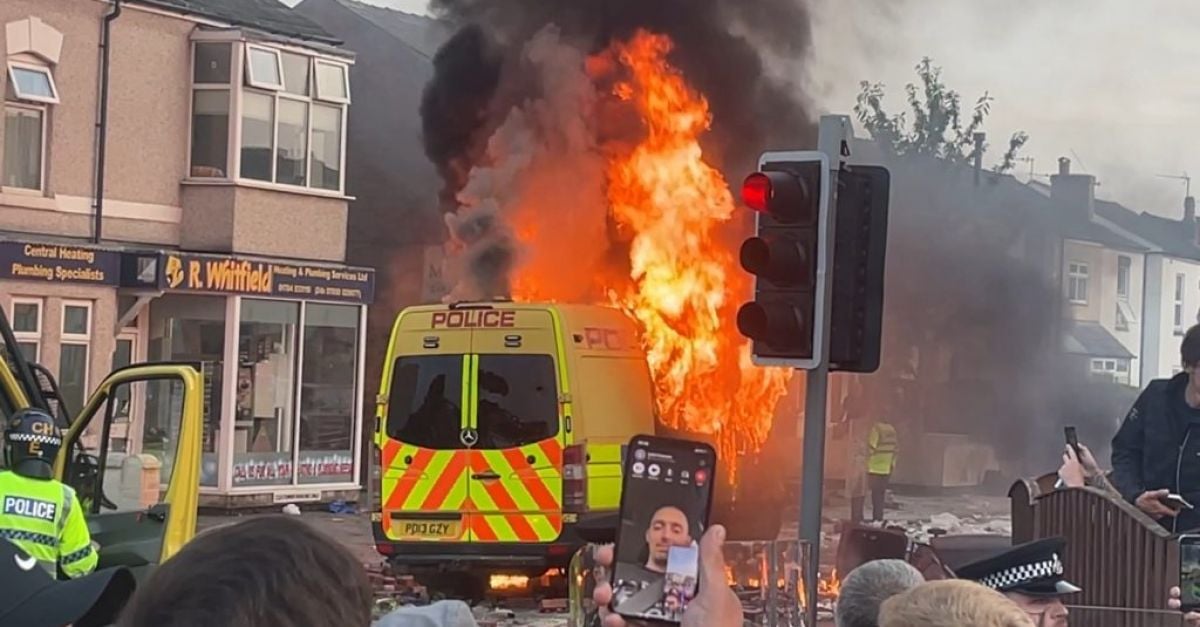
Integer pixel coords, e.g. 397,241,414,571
0,241,120,285
163,253,374,304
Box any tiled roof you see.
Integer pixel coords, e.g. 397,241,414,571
1063,321,1135,359
336,0,448,58
137,0,340,45
1096,201,1200,261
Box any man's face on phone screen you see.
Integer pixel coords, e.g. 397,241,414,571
645,506,691,572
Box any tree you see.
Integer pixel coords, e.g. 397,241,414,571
854,57,1028,174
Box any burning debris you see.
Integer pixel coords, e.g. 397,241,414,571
420,0,811,465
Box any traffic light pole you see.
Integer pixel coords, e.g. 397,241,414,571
800,115,850,626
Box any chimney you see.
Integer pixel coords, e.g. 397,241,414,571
1050,156,1096,221
1188,196,1200,246
972,132,985,187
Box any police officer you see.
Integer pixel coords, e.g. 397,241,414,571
0,408,97,578
866,417,898,522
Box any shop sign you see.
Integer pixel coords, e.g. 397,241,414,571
161,252,374,304
230,451,355,486
0,241,120,285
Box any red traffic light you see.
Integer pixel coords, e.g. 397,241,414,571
741,173,772,212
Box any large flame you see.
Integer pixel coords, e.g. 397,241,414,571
513,30,791,470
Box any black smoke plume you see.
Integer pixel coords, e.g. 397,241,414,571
420,0,816,213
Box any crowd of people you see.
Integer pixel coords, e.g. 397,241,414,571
8,329,1200,626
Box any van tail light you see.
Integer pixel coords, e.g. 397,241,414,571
563,443,587,514
375,542,395,556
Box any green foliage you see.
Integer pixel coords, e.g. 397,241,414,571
854,57,1028,174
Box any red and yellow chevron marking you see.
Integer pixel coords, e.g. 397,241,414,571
380,443,471,542
468,439,564,543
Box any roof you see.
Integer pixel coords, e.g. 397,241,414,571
1063,321,1135,359
335,0,448,58
1096,201,1200,261
136,0,340,45
1026,180,1150,252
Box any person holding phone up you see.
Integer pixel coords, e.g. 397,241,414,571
1111,324,1200,531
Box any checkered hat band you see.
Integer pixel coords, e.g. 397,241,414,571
978,555,1064,590
7,432,61,446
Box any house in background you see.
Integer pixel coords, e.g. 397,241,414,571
1,0,372,508
1097,194,1200,383
1033,158,1149,387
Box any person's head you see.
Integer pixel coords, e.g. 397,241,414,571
118,516,372,627
836,559,926,627
1183,324,1200,386
0,539,134,627
879,580,1034,627
5,409,62,480
954,536,1078,627
1005,591,1069,627
644,505,692,571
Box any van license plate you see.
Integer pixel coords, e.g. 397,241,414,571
393,519,462,540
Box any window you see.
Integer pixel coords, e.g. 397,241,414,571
1090,358,1131,385
191,43,232,178
1116,303,1129,332
314,60,349,103
59,301,92,415
189,41,349,191
245,46,283,91
1117,255,1131,300
475,354,558,449
3,104,45,190
234,299,300,486
6,62,58,104
297,304,359,484
1068,262,1089,303
10,298,41,362
1176,273,1186,334
387,355,464,450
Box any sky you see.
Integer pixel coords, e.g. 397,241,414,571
308,0,1200,217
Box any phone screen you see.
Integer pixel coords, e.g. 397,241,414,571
1182,536,1200,610
611,435,716,624
1064,426,1079,453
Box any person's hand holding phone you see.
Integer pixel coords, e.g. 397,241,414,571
1136,489,1182,518
593,525,744,627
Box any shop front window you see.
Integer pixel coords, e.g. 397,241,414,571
234,299,299,486
297,304,359,484
149,295,226,486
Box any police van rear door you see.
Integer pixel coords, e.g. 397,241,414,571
56,363,203,580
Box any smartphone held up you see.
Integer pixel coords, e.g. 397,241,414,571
609,435,716,624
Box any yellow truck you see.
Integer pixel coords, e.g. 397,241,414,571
0,308,203,579
372,301,657,593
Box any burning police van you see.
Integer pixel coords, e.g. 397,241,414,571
372,301,657,588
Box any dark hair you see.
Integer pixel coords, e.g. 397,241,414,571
118,516,372,627
1183,325,1200,367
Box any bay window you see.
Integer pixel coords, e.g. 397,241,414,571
188,40,350,193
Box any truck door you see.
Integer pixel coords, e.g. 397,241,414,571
57,363,203,580
379,321,472,543
467,313,565,543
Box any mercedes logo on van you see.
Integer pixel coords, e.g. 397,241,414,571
460,429,478,446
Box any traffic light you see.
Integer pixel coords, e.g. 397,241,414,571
828,165,890,373
736,151,830,368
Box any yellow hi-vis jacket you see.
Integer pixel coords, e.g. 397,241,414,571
867,422,898,476
0,470,97,578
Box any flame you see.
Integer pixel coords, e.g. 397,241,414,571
489,574,530,590
818,569,842,598
512,30,791,471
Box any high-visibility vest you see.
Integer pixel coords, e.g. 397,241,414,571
0,470,97,577
867,422,898,476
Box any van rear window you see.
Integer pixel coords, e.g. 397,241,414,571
476,354,558,449
386,355,465,449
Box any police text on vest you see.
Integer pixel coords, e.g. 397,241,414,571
3,496,57,521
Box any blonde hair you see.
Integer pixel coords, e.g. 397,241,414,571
879,580,1034,627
